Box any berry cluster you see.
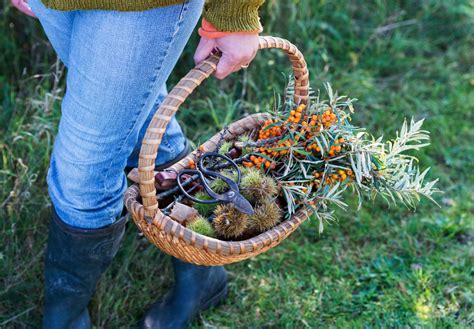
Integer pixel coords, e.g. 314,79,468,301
244,104,354,189
288,104,305,123
327,138,345,157
258,119,283,139
243,155,275,169
324,169,354,184
321,109,338,128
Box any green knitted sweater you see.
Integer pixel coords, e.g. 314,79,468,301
41,0,264,32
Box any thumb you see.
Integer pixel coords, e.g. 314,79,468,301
194,38,216,65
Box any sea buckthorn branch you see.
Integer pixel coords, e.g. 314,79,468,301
241,83,440,230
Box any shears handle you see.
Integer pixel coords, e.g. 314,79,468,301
199,152,241,185
176,169,219,204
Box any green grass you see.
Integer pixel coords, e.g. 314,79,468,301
1,0,473,327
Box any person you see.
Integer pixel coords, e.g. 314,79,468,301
11,0,264,328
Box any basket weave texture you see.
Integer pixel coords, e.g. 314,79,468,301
124,36,312,265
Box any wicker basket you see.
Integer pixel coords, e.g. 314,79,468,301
124,36,312,265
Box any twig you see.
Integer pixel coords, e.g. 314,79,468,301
0,306,36,326
234,136,281,148
375,19,418,34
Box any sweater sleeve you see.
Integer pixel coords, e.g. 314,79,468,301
203,0,265,33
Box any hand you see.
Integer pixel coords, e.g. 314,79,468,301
11,0,36,17
194,34,259,80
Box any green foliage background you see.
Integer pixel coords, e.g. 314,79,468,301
1,0,473,327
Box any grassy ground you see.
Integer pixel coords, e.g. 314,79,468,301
1,0,473,327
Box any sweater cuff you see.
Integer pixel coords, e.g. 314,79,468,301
199,19,260,38
203,0,264,33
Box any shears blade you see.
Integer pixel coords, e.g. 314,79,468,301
230,193,254,215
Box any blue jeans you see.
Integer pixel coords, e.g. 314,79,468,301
29,0,204,229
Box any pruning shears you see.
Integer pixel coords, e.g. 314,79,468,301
176,152,254,215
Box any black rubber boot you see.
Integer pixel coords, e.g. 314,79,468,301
43,209,127,329
140,258,228,329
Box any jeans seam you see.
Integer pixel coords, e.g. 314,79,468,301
160,129,175,160
160,3,189,161
102,3,189,220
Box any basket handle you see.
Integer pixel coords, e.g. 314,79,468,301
138,36,309,220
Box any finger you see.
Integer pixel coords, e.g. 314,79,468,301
21,5,36,17
230,51,257,74
214,53,238,80
232,65,242,73
193,38,216,65
217,55,254,79
13,0,36,17
240,49,257,69
249,48,258,63
231,61,244,73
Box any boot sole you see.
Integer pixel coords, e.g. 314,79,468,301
137,284,228,328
